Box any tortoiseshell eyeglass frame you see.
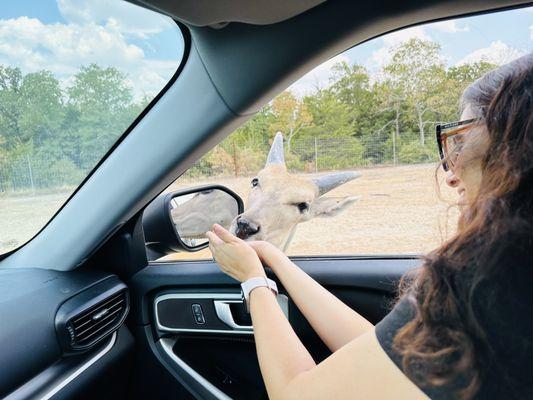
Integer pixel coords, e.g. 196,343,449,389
436,118,481,171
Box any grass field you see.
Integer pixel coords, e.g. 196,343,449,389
0,163,460,257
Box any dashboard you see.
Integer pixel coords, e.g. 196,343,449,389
0,268,133,399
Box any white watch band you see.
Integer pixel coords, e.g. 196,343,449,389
241,277,278,313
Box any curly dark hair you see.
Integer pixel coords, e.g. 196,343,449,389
393,52,533,399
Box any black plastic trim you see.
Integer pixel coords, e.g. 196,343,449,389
55,277,129,354
143,184,244,257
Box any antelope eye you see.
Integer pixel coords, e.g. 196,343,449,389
296,202,309,213
251,178,259,188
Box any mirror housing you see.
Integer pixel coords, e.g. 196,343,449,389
143,185,244,259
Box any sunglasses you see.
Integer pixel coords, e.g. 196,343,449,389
436,118,481,171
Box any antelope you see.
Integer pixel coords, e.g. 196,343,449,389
171,132,360,251
229,132,360,250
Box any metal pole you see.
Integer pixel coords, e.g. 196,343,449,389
392,129,397,165
314,137,318,173
26,154,35,195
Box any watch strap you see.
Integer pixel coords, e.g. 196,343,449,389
241,277,278,313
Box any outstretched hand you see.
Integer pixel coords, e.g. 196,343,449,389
247,240,289,268
206,224,266,283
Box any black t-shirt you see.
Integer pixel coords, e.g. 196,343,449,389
375,249,533,399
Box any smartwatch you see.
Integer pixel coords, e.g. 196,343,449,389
241,277,278,313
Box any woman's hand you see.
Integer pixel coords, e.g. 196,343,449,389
247,240,289,269
206,224,266,282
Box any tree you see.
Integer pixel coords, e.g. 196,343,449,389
383,38,446,145
271,91,313,151
65,64,137,169
19,71,64,147
0,66,24,150
303,89,352,138
328,62,375,138
67,64,133,113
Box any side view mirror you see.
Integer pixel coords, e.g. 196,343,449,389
143,185,244,259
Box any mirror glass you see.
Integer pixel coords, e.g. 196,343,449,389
170,189,239,248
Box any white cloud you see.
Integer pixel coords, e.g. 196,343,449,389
382,26,430,46
289,54,350,97
530,24,533,41
457,41,526,66
57,0,171,38
432,20,469,33
0,1,181,100
367,26,431,72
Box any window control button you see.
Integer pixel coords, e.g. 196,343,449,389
192,304,205,324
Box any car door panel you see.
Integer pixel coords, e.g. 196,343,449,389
127,256,420,399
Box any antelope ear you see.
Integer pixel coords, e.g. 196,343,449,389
310,196,360,218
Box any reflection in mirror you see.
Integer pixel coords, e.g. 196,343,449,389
170,189,239,247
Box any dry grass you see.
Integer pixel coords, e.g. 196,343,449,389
0,191,71,252
1,163,460,257
162,163,460,261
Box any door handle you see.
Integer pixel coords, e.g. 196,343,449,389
214,300,253,331
214,294,289,332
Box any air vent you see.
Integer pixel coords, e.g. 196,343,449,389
67,290,127,348
56,277,129,354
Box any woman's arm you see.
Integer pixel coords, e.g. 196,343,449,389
207,224,427,400
250,241,373,352
251,283,427,400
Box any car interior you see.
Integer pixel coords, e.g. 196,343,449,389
0,0,531,399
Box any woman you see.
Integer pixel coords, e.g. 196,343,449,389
206,53,533,400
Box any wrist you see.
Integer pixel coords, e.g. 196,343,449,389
241,276,278,313
243,269,266,282
241,258,266,282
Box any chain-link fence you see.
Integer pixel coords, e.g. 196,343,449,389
1,132,440,193
0,154,84,194
182,132,439,180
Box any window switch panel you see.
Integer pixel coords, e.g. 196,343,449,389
191,304,205,325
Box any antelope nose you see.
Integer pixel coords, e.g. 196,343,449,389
235,217,260,239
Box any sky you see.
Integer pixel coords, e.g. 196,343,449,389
290,5,533,96
0,0,184,100
0,1,531,100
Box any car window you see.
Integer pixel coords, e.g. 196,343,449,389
0,0,184,254
158,6,532,261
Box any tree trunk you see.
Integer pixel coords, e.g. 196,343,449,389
416,103,425,146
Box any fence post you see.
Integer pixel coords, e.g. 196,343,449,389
314,137,318,173
26,154,35,195
232,140,238,177
392,129,397,165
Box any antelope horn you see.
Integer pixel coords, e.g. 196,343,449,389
312,171,361,196
265,132,285,166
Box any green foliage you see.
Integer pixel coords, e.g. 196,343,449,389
0,63,144,192
0,38,502,191
398,140,439,164
321,137,365,169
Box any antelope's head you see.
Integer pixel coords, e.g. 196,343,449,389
230,132,360,250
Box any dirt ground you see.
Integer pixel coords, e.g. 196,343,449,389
0,191,71,252
0,163,460,257
161,163,460,261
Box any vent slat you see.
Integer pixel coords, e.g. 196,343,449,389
72,293,123,325
72,300,124,330
67,290,127,349
75,307,122,339
75,313,123,344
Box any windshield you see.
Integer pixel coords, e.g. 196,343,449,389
0,0,184,254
